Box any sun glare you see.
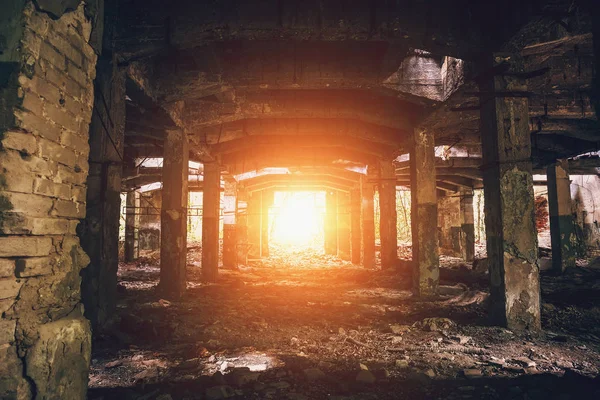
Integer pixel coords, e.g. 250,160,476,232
271,192,324,246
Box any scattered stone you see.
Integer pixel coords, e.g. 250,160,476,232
419,318,454,332
438,285,466,296
133,369,158,381
391,336,403,344
555,360,574,369
503,365,524,373
228,367,261,386
359,363,369,370
452,335,472,345
462,369,482,378
390,324,410,334
205,385,236,400
303,368,326,381
104,360,123,369
395,360,409,368
424,368,436,378
338,327,346,335
487,356,505,366
355,370,376,384
512,357,536,368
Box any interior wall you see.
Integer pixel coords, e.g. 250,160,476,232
0,2,98,398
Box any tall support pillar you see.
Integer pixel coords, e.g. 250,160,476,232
159,129,189,299
261,190,274,257
124,190,140,262
547,159,576,273
202,163,221,281
350,188,362,264
247,191,262,259
324,191,338,255
411,128,439,296
379,160,398,269
223,179,237,269
236,188,249,264
361,171,376,268
460,189,475,262
337,191,352,260
479,54,540,330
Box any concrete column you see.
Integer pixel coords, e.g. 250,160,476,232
159,129,189,299
410,128,439,296
222,179,237,269
124,190,140,262
202,162,221,281
261,190,274,257
361,171,376,268
479,53,540,331
460,189,475,262
350,188,362,264
438,194,462,257
337,191,352,261
379,160,398,269
547,159,577,273
236,188,249,264
324,190,338,255
247,191,262,259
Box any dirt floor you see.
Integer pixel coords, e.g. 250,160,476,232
88,244,600,400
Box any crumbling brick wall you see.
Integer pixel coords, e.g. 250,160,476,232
0,2,97,398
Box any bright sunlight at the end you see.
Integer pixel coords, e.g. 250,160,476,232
271,192,325,246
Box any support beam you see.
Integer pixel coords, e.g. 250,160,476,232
324,191,338,255
223,179,237,268
411,128,439,296
361,170,376,268
202,162,221,280
337,191,352,261
247,191,262,259
159,129,189,299
460,189,475,262
379,160,398,269
261,190,274,257
124,190,140,262
479,54,540,331
237,189,249,264
547,159,577,273
350,188,362,265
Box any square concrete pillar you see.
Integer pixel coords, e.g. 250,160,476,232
222,179,237,269
236,188,249,264
479,53,541,331
410,128,439,296
350,188,362,264
361,171,376,268
379,160,398,269
547,159,577,273
159,129,189,299
261,190,274,257
202,162,221,281
337,191,352,261
324,190,338,255
438,194,462,257
247,191,262,259
460,189,475,262
124,190,140,262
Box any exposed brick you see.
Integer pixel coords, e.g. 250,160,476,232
68,220,79,234
1,169,34,194
47,31,84,67
0,299,15,314
29,217,70,235
0,259,15,278
61,97,86,122
0,278,23,299
71,186,86,203
60,129,89,154
33,178,71,199
0,237,52,258
19,74,62,105
14,109,62,143
52,199,84,219
1,131,37,155
45,65,82,99
24,8,49,36
20,29,42,58
21,92,44,117
39,41,66,71
0,150,57,177
37,137,78,167
56,164,86,185
0,320,16,344
15,257,54,278
3,192,53,217
43,102,80,134
66,61,88,88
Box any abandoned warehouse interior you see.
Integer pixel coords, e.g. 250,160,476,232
2,0,600,399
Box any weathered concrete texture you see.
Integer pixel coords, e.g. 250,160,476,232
479,54,540,331
361,171,376,268
261,190,273,257
337,191,352,261
202,162,221,281
222,179,237,269
324,190,338,256
438,194,462,257
139,190,161,250
411,128,439,296
79,56,125,330
159,129,189,299
350,188,362,265
124,189,140,262
547,159,577,273
236,189,249,264
247,191,261,259
0,2,97,398
460,189,475,262
379,160,398,269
